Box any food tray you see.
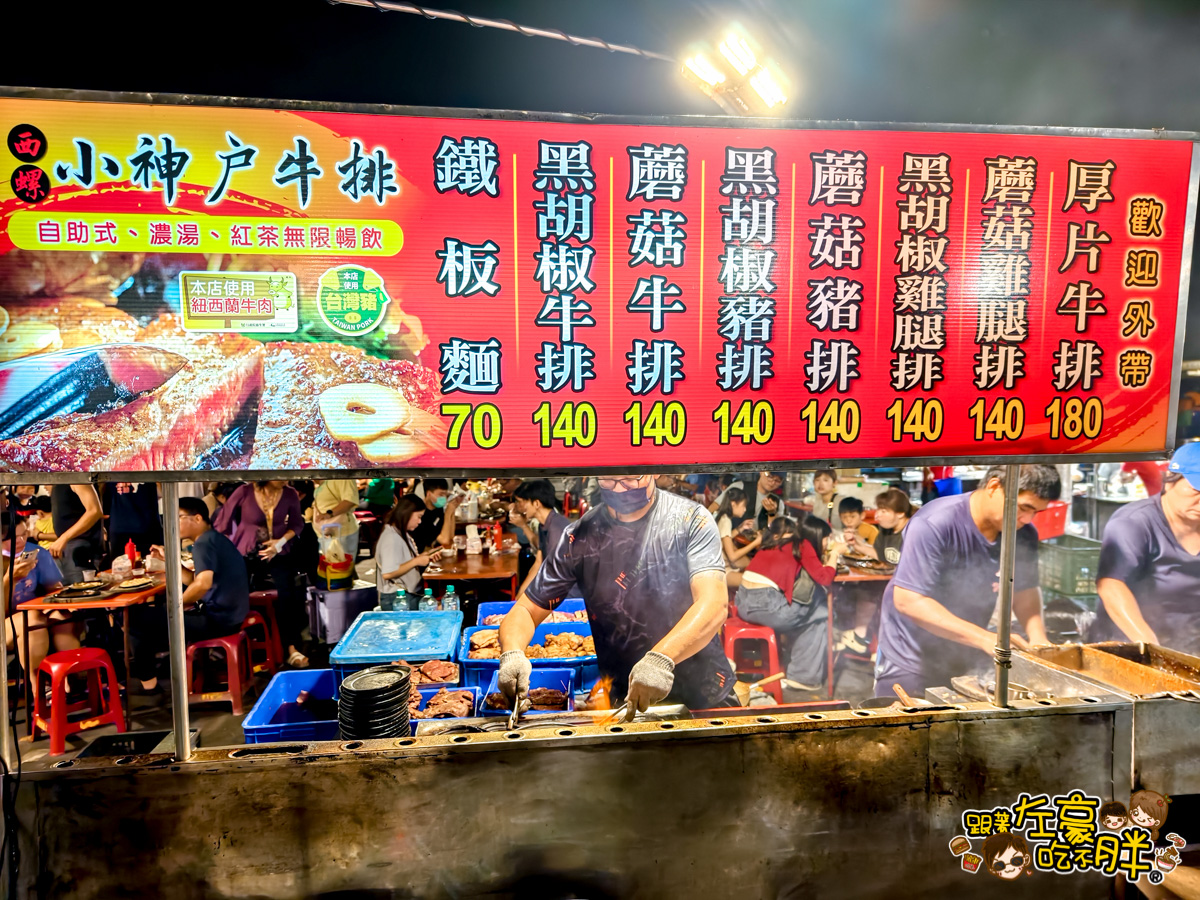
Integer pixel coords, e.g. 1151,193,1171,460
51,584,134,601
476,597,586,625
482,668,575,716
460,622,597,689
330,611,463,695
410,685,482,735
1039,534,1101,596
243,669,339,744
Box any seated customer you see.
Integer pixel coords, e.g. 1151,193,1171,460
1,512,80,676
837,497,878,548
376,496,439,611
836,491,910,656
713,488,761,588
735,515,842,692
130,498,249,701
854,488,914,565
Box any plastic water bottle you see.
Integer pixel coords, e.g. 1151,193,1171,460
419,588,438,612
442,585,459,612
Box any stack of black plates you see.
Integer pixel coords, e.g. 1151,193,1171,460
338,665,411,740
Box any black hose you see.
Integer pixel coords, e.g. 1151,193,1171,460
3,490,22,896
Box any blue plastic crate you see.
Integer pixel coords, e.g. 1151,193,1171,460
482,668,575,716
243,669,339,745
331,610,463,693
476,597,586,626
410,685,482,735
461,622,596,689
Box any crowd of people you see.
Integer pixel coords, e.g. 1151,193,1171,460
2,448,1194,717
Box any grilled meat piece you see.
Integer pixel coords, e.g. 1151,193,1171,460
249,342,441,469
0,316,262,471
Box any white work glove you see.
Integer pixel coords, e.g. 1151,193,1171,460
624,651,675,721
498,650,532,707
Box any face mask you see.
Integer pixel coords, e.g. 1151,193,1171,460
601,484,653,515
433,495,448,509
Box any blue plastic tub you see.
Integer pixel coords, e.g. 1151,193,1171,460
482,668,575,716
476,597,586,626
330,610,463,694
934,476,963,496
242,669,339,744
410,685,482,735
461,622,596,689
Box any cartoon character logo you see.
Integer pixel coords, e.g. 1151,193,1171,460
1100,800,1128,830
983,832,1033,880
1130,790,1170,841
267,276,295,311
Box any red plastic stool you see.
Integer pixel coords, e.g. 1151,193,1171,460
32,648,125,756
249,590,284,670
241,611,278,675
723,607,785,703
186,631,254,714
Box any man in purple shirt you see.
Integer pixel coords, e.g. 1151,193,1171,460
875,465,1060,698
1096,443,1200,654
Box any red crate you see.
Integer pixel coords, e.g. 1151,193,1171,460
1033,500,1068,540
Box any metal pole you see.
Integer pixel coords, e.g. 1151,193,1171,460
0,486,14,772
161,483,191,761
993,465,1020,709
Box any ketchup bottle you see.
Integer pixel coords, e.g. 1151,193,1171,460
125,538,138,567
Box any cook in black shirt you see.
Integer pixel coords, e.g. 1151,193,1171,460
498,474,734,717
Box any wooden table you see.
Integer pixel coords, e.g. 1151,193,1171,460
422,551,519,597
826,567,894,698
18,577,166,732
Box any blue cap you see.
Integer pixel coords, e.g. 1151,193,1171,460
1168,442,1200,490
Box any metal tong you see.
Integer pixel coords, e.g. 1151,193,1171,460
508,696,530,730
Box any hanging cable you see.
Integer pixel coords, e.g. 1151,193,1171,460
325,0,675,62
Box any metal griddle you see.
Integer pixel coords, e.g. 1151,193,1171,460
414,704,690,735
1023,643,1200,795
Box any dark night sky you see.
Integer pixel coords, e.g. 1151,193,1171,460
5,0,1200,348
8,0,1200,127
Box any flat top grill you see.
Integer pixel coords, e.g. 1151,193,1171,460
1027,643,1200,696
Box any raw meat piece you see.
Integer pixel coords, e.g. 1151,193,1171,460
418,660,458,683
393,659,459,685
484,689,567,711
527,688,567,710
410,689,475,719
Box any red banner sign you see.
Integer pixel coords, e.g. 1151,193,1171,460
0,93,1195,474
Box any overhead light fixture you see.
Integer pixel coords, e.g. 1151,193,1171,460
750,65,788,109
717,32,756,76
680,24,792,116
684,53,726,86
